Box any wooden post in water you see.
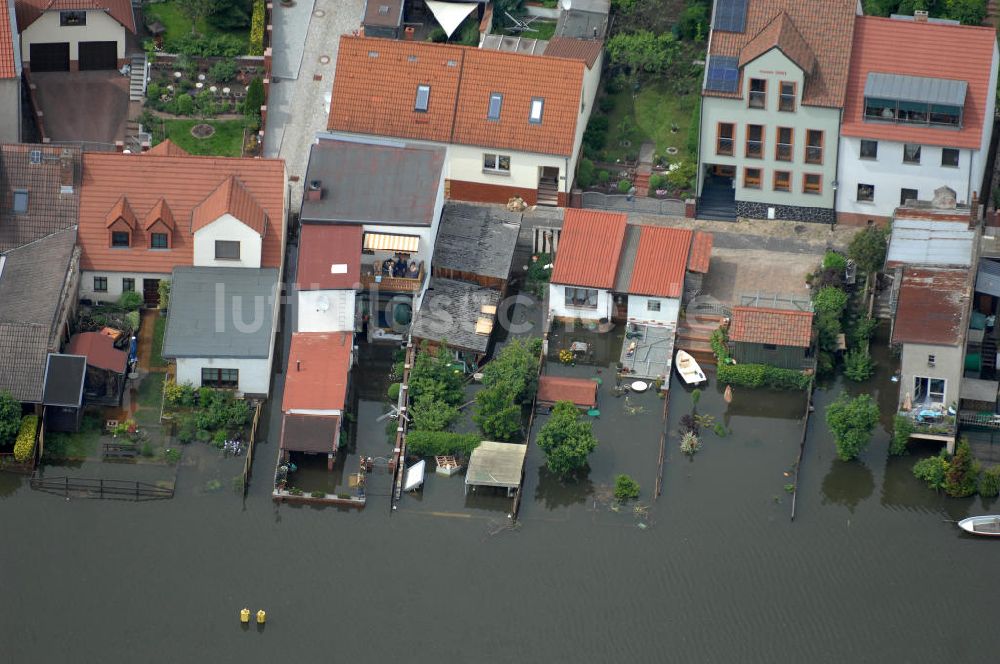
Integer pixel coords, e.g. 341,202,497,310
789,381,815,521
654,388,670,499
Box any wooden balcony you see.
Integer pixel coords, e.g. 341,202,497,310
361,262,425,293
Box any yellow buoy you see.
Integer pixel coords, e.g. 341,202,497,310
240,608,250,624
256,609,266,624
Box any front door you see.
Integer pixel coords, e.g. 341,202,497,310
143,279,160,308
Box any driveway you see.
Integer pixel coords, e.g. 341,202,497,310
29,71,129,144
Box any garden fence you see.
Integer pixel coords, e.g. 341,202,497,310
581,192,685,217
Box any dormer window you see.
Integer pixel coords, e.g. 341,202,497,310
529,98,544,124
414,84,430,112
12,189,27,214
60,10,86,26
863,72,965,128
111,231,130,248
488,93,502,120
150,233,169,249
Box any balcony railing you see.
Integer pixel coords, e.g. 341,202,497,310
361,261,425,293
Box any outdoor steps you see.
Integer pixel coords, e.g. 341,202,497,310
675,320,721,342
675,339,716,366
536,178,559,207
697,191,737,221
129,53,147,103
675,318,722,366
634,165,651,197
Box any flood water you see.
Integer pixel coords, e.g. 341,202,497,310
2,311,999,661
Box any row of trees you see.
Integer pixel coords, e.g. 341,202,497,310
862,0,987,25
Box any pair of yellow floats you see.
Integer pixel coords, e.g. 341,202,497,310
239,608,266,624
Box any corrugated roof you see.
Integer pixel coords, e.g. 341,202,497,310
706,0,858,108
550,209,627,289
66,331,127,373
432,202,520,280
300,138,444,226
975,259,1000,298
885,219,974,268
960,377,998,403
296,224,362,290
0,0,18,79
466,441,526,488
841,16,996,149
729,306,813,347
864,72,967,106
628,226,692,298
544,37,603,68
162,267,279,359
282,332,352,412
537,375,597,408
688,231,713,274
15,0,136,31
410,277,501,353
42,353,86,407
78,152,285,273
891,267,968,346
613,225,642,292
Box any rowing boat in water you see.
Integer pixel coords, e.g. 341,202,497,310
675,350,706,386
958,515,1000,536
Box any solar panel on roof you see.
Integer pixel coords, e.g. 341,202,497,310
714,0,747,33
705,55,739,93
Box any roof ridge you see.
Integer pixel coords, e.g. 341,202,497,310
0,225,76,256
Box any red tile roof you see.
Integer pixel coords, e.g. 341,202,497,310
537,375,597,408
15,0,136,32
105,195,136,229
191,175,268,236
550,209,627,289
282,332,353,412
146,139,189,157
707,0,858,108
543,37,603,68
628,226,692,298
296,224,362,290
729,307,813,348
0,0,18,79
66,331,127,373
78,152,285,273
328,36,585,157
840,16,996,150
891,268,968,346
738,11,815,74
687,231,713,274
143,198,175,231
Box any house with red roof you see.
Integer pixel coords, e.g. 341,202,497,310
0,0,22,142
326,35,595,207
14,0,135,72
727,306,813,370
836,15,998,226
295,224,362,333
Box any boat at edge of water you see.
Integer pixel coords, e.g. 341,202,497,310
957,515,1000,536
675,350,706,386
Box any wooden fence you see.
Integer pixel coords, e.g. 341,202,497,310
789,381,816,521
243,402,263,497
654,387,671,499
30,475,174,500
390,342,416,506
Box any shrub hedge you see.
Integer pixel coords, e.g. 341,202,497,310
711,329,811,390
13,415,38,462
406,431,481,457
249,0,265,56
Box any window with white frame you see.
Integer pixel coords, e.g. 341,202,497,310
529,98,544,124
564,286,598,309
483,153,510,174
913,376,945,404
647,299,661,312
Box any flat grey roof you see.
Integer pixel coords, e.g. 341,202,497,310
864,72,967,106
961,378,998,403
886,219,974,268
620,323,674,381
162,267,279,359
410,277,501,354
433,203,520,280
300,138,445,226
42,353,86,407
555,8,609,39
613,225,642,292
479,34,548,55
465,441,527,488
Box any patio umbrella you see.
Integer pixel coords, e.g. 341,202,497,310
724,384,733,404
902,392,912,411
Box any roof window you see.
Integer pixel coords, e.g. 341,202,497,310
367,50,379,58
529,97,544,124
487,92,502,120
12,189,27,214
415,84,430,112
378,4,389,14
29,150,41,165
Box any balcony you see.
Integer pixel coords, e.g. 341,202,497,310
899,406,957,438
361,260,425,293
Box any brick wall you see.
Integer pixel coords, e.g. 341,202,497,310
836,211,891,227
446,179,567,207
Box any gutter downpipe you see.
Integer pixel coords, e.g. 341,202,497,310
832,107,843,229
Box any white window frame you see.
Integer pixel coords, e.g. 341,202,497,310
914,376,945,404
564,286,598,309
414,84,430,112
483,153,511,175
647,299,661,312
529,97,544,124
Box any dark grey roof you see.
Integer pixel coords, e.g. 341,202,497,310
0,144,80,252
433,203,520,280
163,267,279,359
0,322,50,402
864,72,967,106
411,277,501,353
613,225,641,292
0,226,77,326
555,0,609,38
42,354,86,407
300,138,445,226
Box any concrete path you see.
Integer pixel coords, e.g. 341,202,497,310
269,0,317,80
265,0,364,212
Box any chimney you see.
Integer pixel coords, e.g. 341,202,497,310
914,9,928,22
296,360,301,371
59,148,74,193
306,179,323,202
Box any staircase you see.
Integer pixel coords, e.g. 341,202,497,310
983,334,997,379
676,315,725,366
634,165,651,197
129,53,147,103
536,176,559,207
697,174,737,221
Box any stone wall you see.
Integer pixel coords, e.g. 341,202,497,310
735,200,835,225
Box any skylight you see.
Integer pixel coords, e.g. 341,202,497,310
529,98,544,124
415,84,430,112
13,189,27,214
488,93,502,120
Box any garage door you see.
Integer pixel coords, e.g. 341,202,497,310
79,41,118,70
29,43,70,72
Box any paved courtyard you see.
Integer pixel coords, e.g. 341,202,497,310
699,247,817,305
30,71,129,144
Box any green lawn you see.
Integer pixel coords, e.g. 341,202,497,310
44,414,103,461
137,373,165,411
143,1,249,46
153,119,244,157
601,82,698,163
151,315,168,368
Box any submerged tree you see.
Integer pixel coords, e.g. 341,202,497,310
536,401,598,478
826,393,880,461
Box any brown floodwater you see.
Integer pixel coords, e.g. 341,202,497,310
1,310,998,662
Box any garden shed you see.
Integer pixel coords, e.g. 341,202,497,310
41,353,87,433
66,332,128,406
537,375,597,410
728,307,814,370
465,441,527,497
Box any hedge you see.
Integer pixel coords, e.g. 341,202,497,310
249,0,265,56
13,415,38,463
711,329,811,391
406,431,480,457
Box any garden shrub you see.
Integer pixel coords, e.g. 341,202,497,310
409,342,464,406
979,466,1000,498
125,310,140,334
583,115,608,154
848,224,889,274
913,453,949,491
311,491,326,498
944,439,980,498
249,0,266,55
474,382,523,441
665,161,696,190
164,448,182,464
118,291,143,310
146,82,162,101
822,250,847,272
13,415,38,463
889,415,914,456
649,173,667,191
614,474,640,502
480,338,541,404
597,169,610,185
174,93,195,115
686,98,700,158
387,383,401,402
406,430,481,457
165,380,198,407
194,90,217,116
576,158,595,188
168,34,246,58
710,329,809,390
597,95,614,113
245,77,264,115
826,393,879,461
427,27,447,42
843,348,874,382
536,401,597,477
410,395,459,432
618,178,633,193
176,415,198,444
813,286,848,316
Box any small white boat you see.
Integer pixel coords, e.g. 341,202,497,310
675,350,707,386
958,515,1000,536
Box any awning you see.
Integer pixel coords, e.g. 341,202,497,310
363,233,419,253
426,0,478,37
961,378,999,404
976,259,1000,297
864,72,967,106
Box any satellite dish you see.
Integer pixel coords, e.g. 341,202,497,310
560,0,571,11
316,296,330,312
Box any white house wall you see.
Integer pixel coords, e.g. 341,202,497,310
21,10,125,65
296,289,356,332
193,213,263,269
568,53,603,191
80,269,170,302
446,143,568,193
899,342,963,409
548,282,612,322
626,295,680,327
175,356,272,396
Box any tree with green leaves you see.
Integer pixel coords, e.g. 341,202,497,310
536,401,598,478
944,438,980,497
606,30,680,75
409,394,459,432
0,390,20,445
848,225,889,275
474,382,523,441
826,393,880,461
481,337,541,403
409,342,464,406
176,0,216,33
614,474,640,502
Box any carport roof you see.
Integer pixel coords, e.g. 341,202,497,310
15,0,136,32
